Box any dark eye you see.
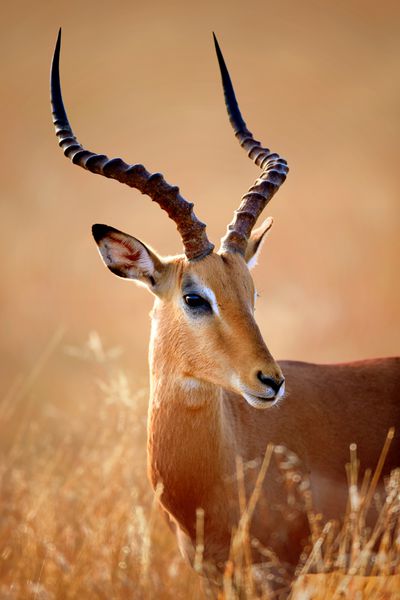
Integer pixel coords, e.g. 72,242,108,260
183,294,211,311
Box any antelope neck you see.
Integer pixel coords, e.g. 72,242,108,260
148,362,237,532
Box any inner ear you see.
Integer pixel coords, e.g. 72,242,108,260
92,224,164,290
245,217,273,269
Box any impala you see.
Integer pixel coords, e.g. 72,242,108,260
51,30,400,590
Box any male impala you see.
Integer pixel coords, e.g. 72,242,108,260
51,30,400,589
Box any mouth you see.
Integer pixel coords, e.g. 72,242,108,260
241,382,285,410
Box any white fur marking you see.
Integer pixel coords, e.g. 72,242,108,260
254,290,258,309
179,377,201,391
178,377,207,408
184,275,220,317
132,252,154,274
200,286,220,317
100,234,154,279
247,252,260,271
276,380,286,401
232,375,285,410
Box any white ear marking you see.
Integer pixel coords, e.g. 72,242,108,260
247,252,260,270
93,225,159,286
98,235,155,280
246,216,274,269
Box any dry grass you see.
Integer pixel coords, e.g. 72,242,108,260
0,333,399,599
220,438,400,599
0,332,203,599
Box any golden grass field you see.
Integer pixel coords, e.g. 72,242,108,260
1,1,400,598
1,332,399,599
0,332,202,599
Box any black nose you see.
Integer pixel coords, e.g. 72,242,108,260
257,371,284,394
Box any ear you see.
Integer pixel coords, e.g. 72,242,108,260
92,224,166,292
245,217,274,269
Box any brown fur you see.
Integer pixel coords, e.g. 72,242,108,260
94,229,400,586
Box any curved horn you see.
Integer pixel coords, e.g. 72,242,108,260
50,29,214,261
213,34,288,256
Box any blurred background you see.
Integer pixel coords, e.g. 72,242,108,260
1,2,399,597
1,0,399,396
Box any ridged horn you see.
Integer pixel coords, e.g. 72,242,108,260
213,33,288,256
50,29,214,261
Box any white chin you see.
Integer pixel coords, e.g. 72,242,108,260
241,383,285,410
242,391,278,410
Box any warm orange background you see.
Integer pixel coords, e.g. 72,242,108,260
1,0,399,399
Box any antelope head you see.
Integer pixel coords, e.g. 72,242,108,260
51,31,288,407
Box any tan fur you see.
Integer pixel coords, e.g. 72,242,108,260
93,231,400,586
143,252,400,583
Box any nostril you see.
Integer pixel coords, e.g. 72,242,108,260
257,371,285,394
257,371,269,385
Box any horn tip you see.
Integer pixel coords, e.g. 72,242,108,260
56,27,62,49
212,32,223,58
